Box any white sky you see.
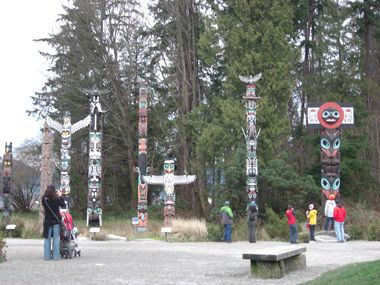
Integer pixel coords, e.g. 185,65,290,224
0,1,66,152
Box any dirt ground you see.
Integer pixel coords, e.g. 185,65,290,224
1,237,380,285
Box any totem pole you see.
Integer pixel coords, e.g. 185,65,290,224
47,111,91,204
85,90,106,227
239,73,262,209
143,160,196,227
1,142,13,223
40,122,54,196
135,83,149,231
307,102,354,202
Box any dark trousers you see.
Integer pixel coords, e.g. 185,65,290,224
323,217,334,231
309,225,316,241
248,224,256,243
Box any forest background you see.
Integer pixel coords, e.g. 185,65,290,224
3,0,380,223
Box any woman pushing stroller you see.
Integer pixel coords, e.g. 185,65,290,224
42,185,66,261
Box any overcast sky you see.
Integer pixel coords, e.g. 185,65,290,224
0,1,66,152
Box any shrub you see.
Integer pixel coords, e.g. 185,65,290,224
263,207,288,241
345,201,380,240
299,231,310,243
368,219,380,241
0,230,6,262
171,218,208,242
346,224,366,240
206,222,224,241
232,217,248,241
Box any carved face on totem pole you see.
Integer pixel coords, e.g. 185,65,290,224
90,132,102,159
320,129,341,167
317,102,344,129
164,160,175,174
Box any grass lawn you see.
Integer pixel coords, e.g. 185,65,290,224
303,260,380,285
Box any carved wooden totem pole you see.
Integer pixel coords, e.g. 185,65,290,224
135,83,149,231
307,102,354,202
143,160,196,227
86,91,106,227
47,111,91,204
1,142,13,222
40,122,54,196
239,73,262,209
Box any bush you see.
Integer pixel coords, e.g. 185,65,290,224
206,222,224,241
368,219,380,241
232,217,249,241
263,207,288,241
346,223,366,240
0,230,6,262
299,231,310,243
171,218,208,242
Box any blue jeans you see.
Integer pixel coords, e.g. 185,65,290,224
44,224,60,260
224,224,232,241
334,221,345,241
323,217,334,231
289,224,298,243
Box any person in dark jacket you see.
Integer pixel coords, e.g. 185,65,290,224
42,185,66,260
247,203,258,243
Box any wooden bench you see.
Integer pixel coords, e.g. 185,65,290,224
242,246,306,279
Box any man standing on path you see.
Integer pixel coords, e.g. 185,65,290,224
220,201,233,242
285,204,298,244
333,200,347,242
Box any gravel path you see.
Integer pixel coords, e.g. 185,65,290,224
1,238,380,285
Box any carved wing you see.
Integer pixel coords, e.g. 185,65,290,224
251,73,262,82
46,116,63,133
239,73,262,84
142,175,165,185
72,115,91,134
173,175,197,185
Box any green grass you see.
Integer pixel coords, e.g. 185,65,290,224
303,260,380,285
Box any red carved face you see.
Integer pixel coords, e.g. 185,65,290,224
317,102,344,129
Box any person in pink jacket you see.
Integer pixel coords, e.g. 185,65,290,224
333,200,347,242
285,205,298,244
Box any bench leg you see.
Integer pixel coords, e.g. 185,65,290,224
250,260,285,279
250,254,306,279
284,253,306,273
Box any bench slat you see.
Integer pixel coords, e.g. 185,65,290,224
242,246,306,262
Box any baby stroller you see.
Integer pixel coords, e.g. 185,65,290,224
60,211,81,259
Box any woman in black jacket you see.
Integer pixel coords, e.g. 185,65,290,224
247,204,259,243
42,185,66,260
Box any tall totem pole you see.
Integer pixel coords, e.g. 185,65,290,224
307,102,354,202
135,83,149,231
47,112,91,204
143,160,196,227
1,142,13,223
85,91,106,227
40,122,54,196
239,73,262,209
